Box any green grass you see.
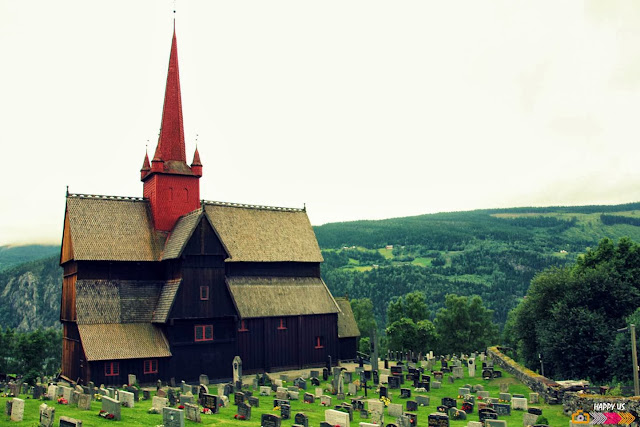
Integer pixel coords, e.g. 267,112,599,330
0,361,570,426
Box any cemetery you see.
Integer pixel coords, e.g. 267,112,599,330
0,353,571,426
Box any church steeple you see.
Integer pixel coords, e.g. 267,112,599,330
142,24,203,232
154,26,187,166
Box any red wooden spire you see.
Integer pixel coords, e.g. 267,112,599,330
153,27,186,165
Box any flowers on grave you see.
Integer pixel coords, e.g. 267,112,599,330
234,414,246,420
274,406,280,411
380,396,391,407
98,410,115,419
57,397,68,405
201,407,212,414
95,394,102,401
178,405,185,409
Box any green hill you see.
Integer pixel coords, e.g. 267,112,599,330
314,202,640,328
0,244,59,271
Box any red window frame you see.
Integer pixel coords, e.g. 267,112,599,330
238,319,249,332
315,336,325,349
277,318,287,330
104,361,119,376
144,359,158,374
200,286,209,301
195,325,213,342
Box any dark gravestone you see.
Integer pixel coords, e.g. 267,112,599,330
280,403,291,419
360,409,369,418
493,402,511,415
294,412,309,427
201,393,219,414
379,386,388,398
273,398,289,408
400,388,411,398
248,396,259,407
479,408,498,423
351,398,364,410
167,388,177,406
528,407,543,416
322,368,329,381
388,376,401,389
223,384,233,396
406,412,418,425
428,411,450,427
234,391,245,405
294,378,307,390
237,401,251,420
482,369,493,379
441,397,456,408
303,392,315,403
493,370,502,378
391,366,402,375
261,413,282,427
373,370,379,385
310,377,320,387
59,416,83,426
406,400,418,411
461,401,474,414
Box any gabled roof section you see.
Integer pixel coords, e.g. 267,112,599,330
78,323,171,361
228,276,339,319
335,297,361,338
65,194,165,261
204,202,323,262
162,209,203,260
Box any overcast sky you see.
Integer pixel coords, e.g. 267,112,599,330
2,1,640,246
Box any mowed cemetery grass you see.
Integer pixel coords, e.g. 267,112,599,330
0,360,569,426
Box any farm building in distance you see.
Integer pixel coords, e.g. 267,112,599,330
59,26,358,385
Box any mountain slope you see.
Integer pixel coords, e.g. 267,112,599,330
0,245,59,272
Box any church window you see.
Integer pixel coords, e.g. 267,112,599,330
105,361,119,376
144,359,158,374
195,325,213,342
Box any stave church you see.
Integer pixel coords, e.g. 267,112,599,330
59,25,359,385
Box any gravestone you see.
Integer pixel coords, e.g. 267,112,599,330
48,384,58,399
5,399,12,416
119,389,135,408
528,407,542,416
523,412,539,426
294,377,307,390
201,393,219,414
167,388,177,406
477,390,490,399
320,395,332,406
529,392,539,404
58,416,83,426
458,387,470,397
478,408,499,423
416,395,430,406
39,403,55,427
237,401,251,420
294,412,309,427
406,400,418,411
260,386,272,396
462,401,474,413
325,408,350,426
261,413,282,427
499,392,512,402
485,420,507,427
379,386,388,398
304,392,315,403
199,374,209,385
10,398,24,421
368,398,383,414
388,403,404,417
467,358,476,377
163,407,185,427
500,383,509,393
388,376,400,389
512,396,528,410
280,403,291,419
427,411,449,427
128,374,136,386
234,391,245,405
348,382,357,395
77,393,91,411
432,380,441,389
400,388,411,398
493,402,511,415
180,392,194,405
102,395,121,420
248,396,259,407
441,397,456,408
452,366,464,379
184,403,201,422
152,396,168,411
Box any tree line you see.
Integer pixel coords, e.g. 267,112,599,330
0,327,62,384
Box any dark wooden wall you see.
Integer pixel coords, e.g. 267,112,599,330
62,322,83,382
226,262,320,278
89,357,170,386
238,314,338,373
339,337,358,361
76,261,164,281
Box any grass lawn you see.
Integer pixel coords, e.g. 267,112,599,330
0,360,569,426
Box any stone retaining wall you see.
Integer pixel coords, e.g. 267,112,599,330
487,346,564,404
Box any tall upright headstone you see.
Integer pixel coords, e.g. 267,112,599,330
371,328,379,372
233,356,243,386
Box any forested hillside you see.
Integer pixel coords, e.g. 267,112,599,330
0,245,59,271
315,203,640,329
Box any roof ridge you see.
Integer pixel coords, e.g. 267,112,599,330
204,200,305,212
67,193,146,202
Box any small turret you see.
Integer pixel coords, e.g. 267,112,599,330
140,151,151,180
191,147,202,177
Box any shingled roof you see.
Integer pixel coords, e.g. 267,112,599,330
204,202,323,262
76,280,165,324
335,297,361,338
228,276,339,319
64,195,165,261
78,323,171,361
